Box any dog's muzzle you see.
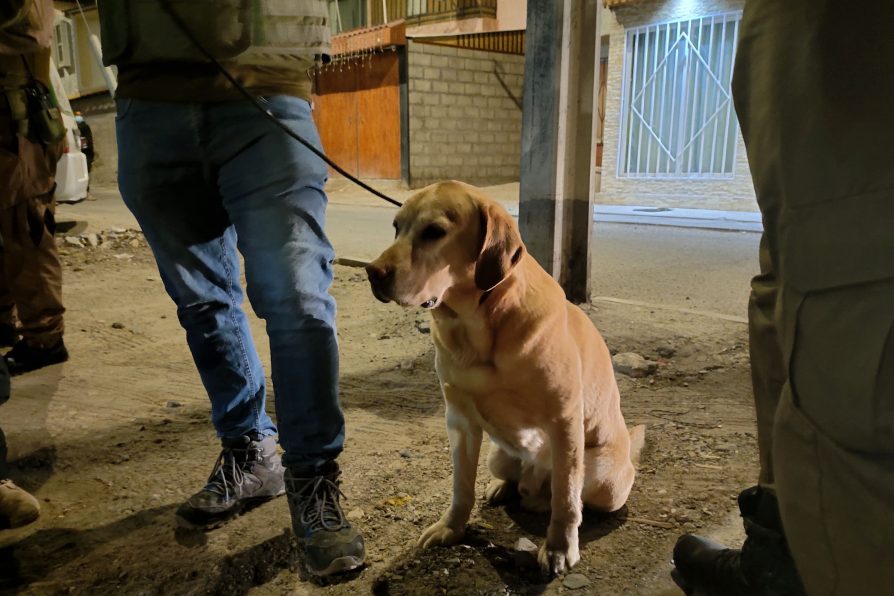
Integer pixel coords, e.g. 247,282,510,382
365,262,394,303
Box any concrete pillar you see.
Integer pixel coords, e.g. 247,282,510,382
519,0,602,303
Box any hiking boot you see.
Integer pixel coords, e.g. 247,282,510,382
4,339,68,376
0,479,40,529
176,434,285,528
285,461,366,577
671,486,806,596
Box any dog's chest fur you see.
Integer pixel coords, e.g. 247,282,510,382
431,309,549,463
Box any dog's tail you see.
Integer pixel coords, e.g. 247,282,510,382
628,424,646,467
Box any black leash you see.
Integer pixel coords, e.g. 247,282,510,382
157,0,403,208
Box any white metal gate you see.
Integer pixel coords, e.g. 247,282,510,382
619,12,742,178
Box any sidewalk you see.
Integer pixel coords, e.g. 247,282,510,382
60,181,763,238
329,179,763,233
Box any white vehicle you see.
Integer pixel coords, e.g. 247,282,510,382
49,58,89,204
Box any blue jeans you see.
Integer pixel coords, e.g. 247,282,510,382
116,96,343,469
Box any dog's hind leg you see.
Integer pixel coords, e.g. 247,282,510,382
581,442,635,513
485,443,521,505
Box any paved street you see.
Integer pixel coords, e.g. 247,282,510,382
65,183,760,322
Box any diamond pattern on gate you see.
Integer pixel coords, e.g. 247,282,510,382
630,31,731,162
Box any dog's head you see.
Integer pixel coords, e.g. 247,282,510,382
366,181,525,309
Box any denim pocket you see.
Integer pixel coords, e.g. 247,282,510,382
263,95,312,121
115,97,134,122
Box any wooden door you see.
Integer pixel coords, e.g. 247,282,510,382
313,51,402,180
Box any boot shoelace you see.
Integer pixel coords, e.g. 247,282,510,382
204,446,258,501
292,475,349,533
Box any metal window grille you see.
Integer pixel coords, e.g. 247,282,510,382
407,0,426,16
618,12,742,178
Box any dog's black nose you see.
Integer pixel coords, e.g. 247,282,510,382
365,263,392,282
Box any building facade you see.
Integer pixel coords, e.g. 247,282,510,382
313,0,527,186
600,0,755,210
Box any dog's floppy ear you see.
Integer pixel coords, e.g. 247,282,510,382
475,202,525,291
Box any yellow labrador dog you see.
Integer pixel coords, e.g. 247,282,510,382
366,181,644,575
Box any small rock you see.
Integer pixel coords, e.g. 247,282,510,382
399,449,413,459
130,238,141,248
165,400,182,409
399,359,414,370
512,537,539,568
514,537,538,553
656,345,676,358
346,507,365,521
64,236,83,247
563,573,591,590
612,352,659,378
111,322,126,329
85,233,100,247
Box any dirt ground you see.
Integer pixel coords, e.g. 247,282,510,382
0,224,759,595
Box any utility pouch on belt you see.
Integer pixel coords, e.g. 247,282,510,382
23,80,64,144
17,57,64,144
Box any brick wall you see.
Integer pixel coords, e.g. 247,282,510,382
599,0,757,211
406,40,525,188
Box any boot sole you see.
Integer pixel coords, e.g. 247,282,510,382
306,554,365,578
176,489,285,531
8,509,41,529
7,354,69,376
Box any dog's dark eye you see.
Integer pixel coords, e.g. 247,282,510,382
420,224,447,242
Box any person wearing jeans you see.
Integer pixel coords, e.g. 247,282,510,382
98,0,365,578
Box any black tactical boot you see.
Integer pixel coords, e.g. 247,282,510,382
671,486,806,596
4,339,68,375
286,461,366,577
176,434,285,528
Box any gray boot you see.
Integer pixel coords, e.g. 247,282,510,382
0,479,40,529
177,434,285,527
285,461,365,577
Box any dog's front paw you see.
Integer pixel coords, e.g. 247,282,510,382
484,479,516,505
418,520,465,549
538,540,580,577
